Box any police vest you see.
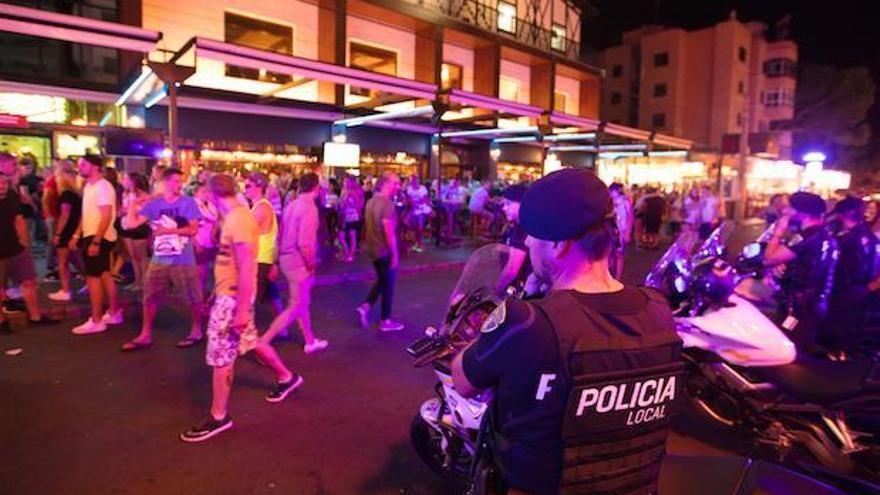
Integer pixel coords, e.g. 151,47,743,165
531,288,683,495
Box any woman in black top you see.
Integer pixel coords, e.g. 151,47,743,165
48,167,83,301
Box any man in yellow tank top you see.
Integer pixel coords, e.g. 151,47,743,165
244,173,284,321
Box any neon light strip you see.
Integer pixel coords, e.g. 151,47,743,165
198,46,435,101
549,145,597,152
0,80,116,103
548,111,601,130
599,151,644,158
175,96,342,122
335,105,433,126
545,132,596,142
0,4,159,52
115,67,154,106
493,136,537,143
601,144,647,151
367,119,437,134
144,88,167,109
196,38,435,95
649,150,689,157
448,89,543,117
440,126,538,138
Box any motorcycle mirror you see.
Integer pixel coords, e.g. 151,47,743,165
742,243,761,259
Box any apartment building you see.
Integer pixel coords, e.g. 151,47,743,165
600,14,797,159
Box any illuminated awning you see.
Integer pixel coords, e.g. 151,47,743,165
193,37,437,101
0,3,160,53
549,111,692,150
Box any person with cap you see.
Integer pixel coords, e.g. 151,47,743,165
763,191,837,354
493,183,532,298
451,168,683,495
822,197,877,352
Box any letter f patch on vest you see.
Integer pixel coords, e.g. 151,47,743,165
481,301,507,334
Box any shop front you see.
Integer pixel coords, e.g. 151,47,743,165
596,154,706,192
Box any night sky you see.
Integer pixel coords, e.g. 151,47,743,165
584,0,880,154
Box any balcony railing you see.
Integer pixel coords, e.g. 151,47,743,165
399,0,596,65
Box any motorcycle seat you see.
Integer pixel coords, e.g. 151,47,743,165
752,357,875,405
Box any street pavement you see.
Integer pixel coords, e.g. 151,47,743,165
1,228,764,495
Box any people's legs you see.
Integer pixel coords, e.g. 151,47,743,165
338,228,349,259
57,247,71,293
210,364,234,420
379,258,396,320
101,271,119,314
86,275,104,322
294,274,316,344
178,266,204,339
20,279,41,321
364,257,387,307
133,239,149,288
45,218,57,272
252,342,293,383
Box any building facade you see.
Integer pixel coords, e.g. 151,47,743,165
600,14,797,159
2,0,619,180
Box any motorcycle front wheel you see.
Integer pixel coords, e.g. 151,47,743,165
410,413,471,480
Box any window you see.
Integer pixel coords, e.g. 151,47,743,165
611,65,623,78
651,113,666,128
738,46,747,62
225,12,293,84
553,91,567,112
762,88,795,108
610,92,622,105
497,1,517,34
349,42,398,97
653,83,667,97
551,24,567,52
499,77,520,102
441,62,462,90
763,58,797,78
654,52,669,67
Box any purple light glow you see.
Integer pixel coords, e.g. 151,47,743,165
449,89,543,117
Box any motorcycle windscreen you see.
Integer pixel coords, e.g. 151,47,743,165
448,243,516,309
644,229,698,291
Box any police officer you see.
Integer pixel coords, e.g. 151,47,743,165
763,191,837,354
452,169,682,495
822,197,877,351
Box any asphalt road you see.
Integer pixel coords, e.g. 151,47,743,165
0,235,763,495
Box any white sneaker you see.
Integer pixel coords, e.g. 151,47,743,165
101,309,124,325
48,290,72,302
379,319,405,332
304,339,329,355
72,318,107,335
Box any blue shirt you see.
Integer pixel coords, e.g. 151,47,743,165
140,195,201,266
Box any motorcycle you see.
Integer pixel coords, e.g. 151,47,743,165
406,243,509,480
645,223,880,490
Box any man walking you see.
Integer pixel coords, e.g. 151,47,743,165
608,183,633,278
356,172,404,332
181,174,301,443
120,168,203,351
71,155,123,335
263,172,327,354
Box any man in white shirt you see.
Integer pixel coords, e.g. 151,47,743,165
71,155,123,335
468,181,494,238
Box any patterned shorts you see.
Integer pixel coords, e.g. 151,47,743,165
143,263,203,306
205,295,258,368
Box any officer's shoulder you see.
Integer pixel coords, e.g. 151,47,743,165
479,298,541,335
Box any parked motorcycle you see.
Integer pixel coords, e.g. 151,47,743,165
406,243,508,479
645,223,880,489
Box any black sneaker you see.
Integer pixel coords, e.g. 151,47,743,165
265,374,304,403
2,299,25,314
180,415,233,443
29,316,60,326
